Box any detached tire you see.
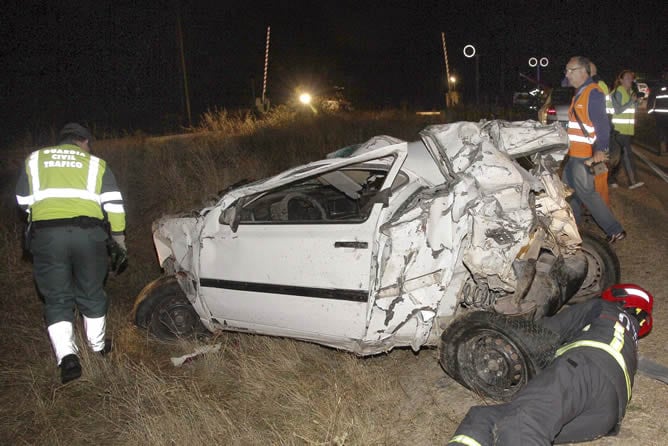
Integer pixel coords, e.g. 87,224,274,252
133,275,205,340
569,231,621,304
440,311,557,401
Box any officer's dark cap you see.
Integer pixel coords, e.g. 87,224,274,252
59,123,94,146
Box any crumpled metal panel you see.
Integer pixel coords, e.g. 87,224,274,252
486,120,569,159
152,214,202,276
416,121,572,292
362,121,575,351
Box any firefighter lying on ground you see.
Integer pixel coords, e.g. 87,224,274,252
449,283,653,445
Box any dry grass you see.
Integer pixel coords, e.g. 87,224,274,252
3,110,665,445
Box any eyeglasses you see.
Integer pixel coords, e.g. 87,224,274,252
564,66,584,74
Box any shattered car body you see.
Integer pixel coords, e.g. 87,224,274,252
137,120,593,358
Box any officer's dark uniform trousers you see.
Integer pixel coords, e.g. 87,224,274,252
30,221,109,325
449,300,638,445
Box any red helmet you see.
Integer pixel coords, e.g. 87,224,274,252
601,284,654,337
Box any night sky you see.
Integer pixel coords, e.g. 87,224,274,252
2,0,666,144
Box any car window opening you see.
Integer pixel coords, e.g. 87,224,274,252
238,167,406,224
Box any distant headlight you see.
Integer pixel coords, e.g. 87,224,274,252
299,92,312,105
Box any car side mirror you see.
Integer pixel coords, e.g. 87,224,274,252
219,204,241,233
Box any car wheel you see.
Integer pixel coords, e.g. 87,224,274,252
439,311,557,401
133,275,204,340
569,230,621,304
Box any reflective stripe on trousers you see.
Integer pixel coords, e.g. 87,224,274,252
556,322,631,402
48,321,78,365
449,434,482,446
84,315,106,351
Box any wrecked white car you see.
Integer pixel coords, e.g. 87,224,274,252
133,120,620,400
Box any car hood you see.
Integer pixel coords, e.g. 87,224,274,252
419,120,568,181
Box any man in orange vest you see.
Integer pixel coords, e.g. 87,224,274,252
562,56,625,243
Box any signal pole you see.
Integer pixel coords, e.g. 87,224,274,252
176,6,192,127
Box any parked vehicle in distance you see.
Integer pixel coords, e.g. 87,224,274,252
132,120,620,401
513,90,543,111
538,87,575,128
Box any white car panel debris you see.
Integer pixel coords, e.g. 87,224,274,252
141,120,605,357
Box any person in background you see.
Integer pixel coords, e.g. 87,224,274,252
610,70,644,189
590,62,612,204
561,56,625,244
15,123,127,384
648,69,668,156
448,284,653,445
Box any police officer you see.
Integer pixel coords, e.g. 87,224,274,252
448,284,653,445
15,123,127,383
648,70,668,155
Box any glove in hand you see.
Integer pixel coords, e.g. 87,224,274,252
108,235,128,275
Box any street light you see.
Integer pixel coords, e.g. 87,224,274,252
299,92,312,105
450,76,457,88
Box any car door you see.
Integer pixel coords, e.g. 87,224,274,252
197,141,407,346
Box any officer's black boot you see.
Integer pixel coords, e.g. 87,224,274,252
60,354,82,384
99,339,113,356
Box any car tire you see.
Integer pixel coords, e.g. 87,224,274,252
133,275,205,340
569,230,621,304
439,311,557,401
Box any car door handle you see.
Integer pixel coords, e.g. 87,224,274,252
334,241,368,249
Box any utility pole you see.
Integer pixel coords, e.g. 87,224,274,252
262,26,271,106
441,32,451,107
255,26,271,113
441,32,459,108
176,5,192,127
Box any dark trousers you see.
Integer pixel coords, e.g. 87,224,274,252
30,225,109,325
655,114,668,144
609,134,639,185
450,352,621,445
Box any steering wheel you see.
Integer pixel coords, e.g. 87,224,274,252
280,192,327,220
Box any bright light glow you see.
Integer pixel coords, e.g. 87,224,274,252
299,93,312,105
450,76,457,84
463,44,476,58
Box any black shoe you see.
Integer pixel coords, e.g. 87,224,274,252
60,354,82,384
606,231,627,244
99,339,113,356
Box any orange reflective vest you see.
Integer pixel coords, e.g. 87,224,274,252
568,84,609,204
568,83,601,158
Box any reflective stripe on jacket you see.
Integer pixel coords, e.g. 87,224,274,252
648,84,668,114
15,143,126,233
611,86,636,135
568,83,600,158
598,80,614,115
